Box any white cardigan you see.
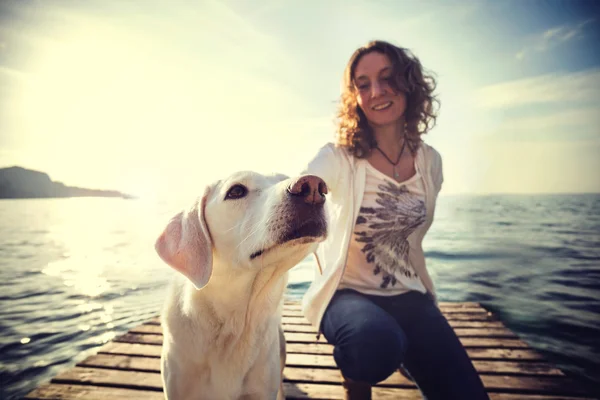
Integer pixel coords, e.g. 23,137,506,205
300,142,444,330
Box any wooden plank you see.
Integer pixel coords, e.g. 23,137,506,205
289,326,519,338
281,313,498,323
99,342,162,358
113,332,530,350
23,383,164,399
23,382,595,400
128,325,163,335
284,343,546,360
296,312,497,321
145,317,510,329
145,304,494,326
130,323,518,338
100,340,545,361
51,367,162,391
282,316,510,329
285,383,595,400
113,333,160,345
79,354,161,372
282,308,493,317
283,333,529,349
79,353,564,377
46,367,422,398
48,365,587,397
446,320,508,328
283,303,489,312
282,301,485,309
285,382,422,399
129,323,519,339
282,367,588,396
52,367,426,399
284,355,564,376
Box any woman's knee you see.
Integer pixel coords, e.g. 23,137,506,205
334,323,407,385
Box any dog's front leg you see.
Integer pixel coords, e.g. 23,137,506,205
241,347,281,400
239,380,279,400
239,391,278,400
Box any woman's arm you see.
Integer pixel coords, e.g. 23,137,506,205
430,146,444,195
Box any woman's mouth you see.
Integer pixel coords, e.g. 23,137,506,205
372,101,392,111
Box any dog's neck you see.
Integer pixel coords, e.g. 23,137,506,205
184,260,288,335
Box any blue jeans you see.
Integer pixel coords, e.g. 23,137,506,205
321,289,490,400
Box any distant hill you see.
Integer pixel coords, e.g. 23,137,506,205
0,166,134,199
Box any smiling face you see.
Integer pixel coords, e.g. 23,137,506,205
354,51,407,129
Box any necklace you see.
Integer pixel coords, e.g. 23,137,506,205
375,139,407,181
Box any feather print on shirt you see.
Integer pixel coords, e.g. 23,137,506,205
354,180,426,289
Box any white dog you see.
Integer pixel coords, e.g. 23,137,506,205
155,171,328,400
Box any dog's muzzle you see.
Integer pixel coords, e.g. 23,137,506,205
283,175,327,241
286,175,328,205
249,175,328,260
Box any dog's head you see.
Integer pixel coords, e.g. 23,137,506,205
155,171,328,289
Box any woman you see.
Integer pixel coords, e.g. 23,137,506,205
300,40,489,400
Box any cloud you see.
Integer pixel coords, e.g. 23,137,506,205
516,18,595,60
501,107,600,131
475,68,600,108
489,107,600,142
435,131,600,194
0,65,26,80
469,69,600,145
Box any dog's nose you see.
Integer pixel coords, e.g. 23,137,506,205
287,175,328,205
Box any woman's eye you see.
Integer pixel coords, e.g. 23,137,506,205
225,184,248,200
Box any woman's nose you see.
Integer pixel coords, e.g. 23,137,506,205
371,81,386,98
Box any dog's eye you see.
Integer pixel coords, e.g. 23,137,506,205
225,184,248,200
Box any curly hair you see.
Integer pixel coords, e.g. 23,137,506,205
336,40,440,158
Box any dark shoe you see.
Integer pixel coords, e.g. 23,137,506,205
341,375,372,400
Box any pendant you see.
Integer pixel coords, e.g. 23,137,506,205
394,169,400,180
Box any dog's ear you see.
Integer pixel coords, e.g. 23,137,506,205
155,186,213,289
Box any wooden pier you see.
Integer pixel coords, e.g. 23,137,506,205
25,301,594,399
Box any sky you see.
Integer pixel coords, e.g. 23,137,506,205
1,0,599,198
